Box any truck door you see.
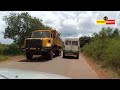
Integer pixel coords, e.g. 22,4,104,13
65,40,71,51
71,40,79,52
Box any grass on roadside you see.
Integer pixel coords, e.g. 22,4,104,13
82,37,120,77
0,55,8,61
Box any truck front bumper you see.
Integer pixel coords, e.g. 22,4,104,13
25,47,51,54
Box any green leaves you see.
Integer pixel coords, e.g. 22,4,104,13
82,27,120,72
0,43,22,55
79,36,91,48
3,12,52,47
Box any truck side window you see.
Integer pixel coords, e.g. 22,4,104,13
72,41,78,46
66,41,71,45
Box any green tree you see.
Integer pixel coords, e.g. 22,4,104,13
92,33,99,37
106,27,112,38
79,36,91,48
111,28,120,37
3,12,52,47
99,27,108,43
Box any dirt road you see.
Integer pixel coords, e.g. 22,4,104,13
0,54,105,79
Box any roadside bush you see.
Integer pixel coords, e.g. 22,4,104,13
0,43,25,56
102,38,120,70
3,43,23,55
82,37,120,72
0,44,7,55
82,38,107,61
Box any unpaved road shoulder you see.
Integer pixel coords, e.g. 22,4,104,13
81,53,115,79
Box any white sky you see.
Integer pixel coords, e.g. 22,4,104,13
0,11,119,44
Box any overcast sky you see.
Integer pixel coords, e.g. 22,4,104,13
0,11,119,44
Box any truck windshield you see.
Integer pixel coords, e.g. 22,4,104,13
31,31,50,38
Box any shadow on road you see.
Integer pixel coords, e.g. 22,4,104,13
18,55,59,62
62,56,78,59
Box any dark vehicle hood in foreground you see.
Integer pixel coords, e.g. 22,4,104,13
0,68,71,79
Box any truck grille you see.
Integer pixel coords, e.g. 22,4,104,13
26,39,42,48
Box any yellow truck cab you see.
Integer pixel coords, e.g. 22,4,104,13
24,30,63,60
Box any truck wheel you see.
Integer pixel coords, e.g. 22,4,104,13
59,51,61,56
62,51,65,58
48,50,53,60
55,51,59,57
76,54,79,59
26,52,33,60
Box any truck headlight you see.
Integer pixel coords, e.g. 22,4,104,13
48,40,51,43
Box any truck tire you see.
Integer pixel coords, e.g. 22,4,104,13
55,50,59,57
76,54,79,59
48,50,53,60
62,51,65,58
26,52,33,60
59,51,61,56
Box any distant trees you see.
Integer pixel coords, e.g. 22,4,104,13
112,28,119,37
79,36,91,48
93,27,120,39
79,27,120,48
3,12,52,47
106,27,112,38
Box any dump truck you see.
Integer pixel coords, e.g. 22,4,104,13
23,30,63,60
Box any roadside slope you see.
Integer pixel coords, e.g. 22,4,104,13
81,53,115,79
